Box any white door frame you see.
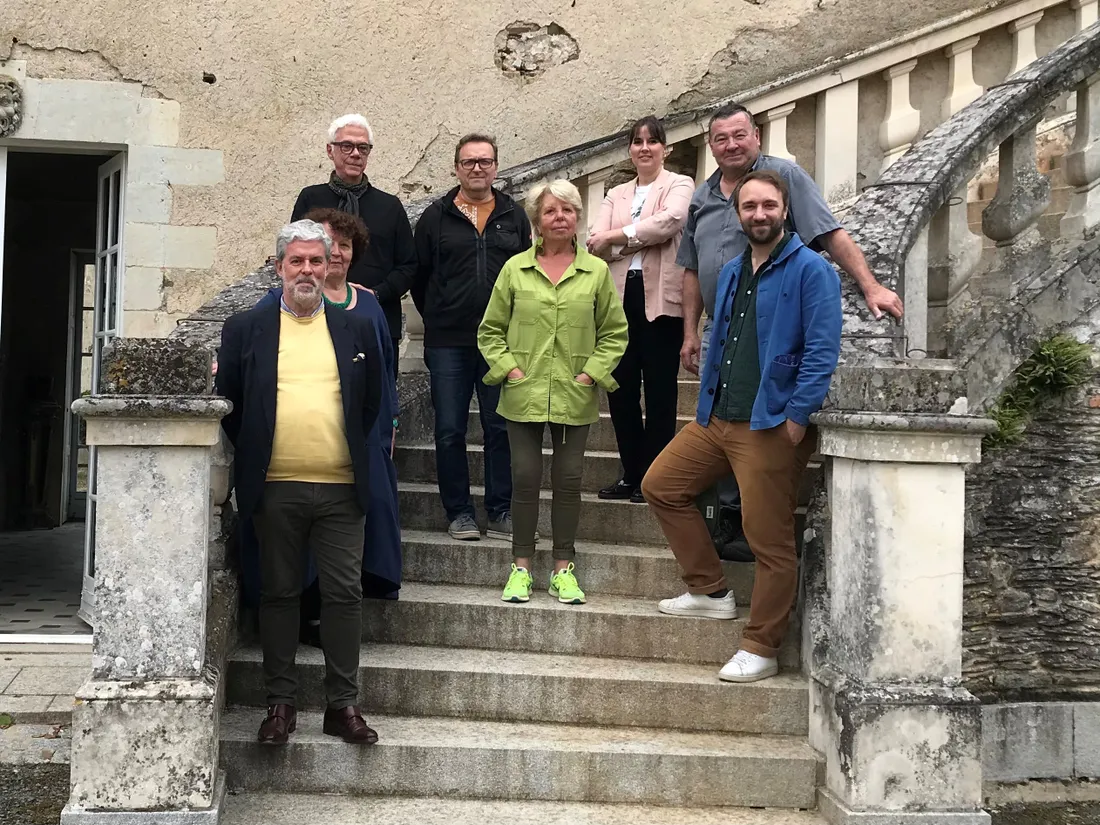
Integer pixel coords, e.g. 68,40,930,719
79,152,127,627
63,249,95,524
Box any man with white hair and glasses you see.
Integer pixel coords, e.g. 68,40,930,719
293,113,416,375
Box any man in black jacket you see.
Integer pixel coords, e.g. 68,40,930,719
292,113,415,375
412,134,532,542
216,220,383,747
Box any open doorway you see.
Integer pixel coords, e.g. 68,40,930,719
0,150,112,637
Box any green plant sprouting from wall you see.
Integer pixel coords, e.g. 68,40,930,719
986,334,1094,448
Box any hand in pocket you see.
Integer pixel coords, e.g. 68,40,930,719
785,419,807,446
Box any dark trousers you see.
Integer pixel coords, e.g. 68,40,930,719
425,346,512,522
607,275,684,485
253,481,365,708
508,421,590,559
390,337,401,378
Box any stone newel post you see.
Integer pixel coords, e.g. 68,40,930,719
809,360,996,825
62,341,231,824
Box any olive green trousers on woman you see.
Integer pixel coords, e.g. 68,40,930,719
507,420,592,559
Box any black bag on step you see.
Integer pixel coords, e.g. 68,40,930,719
695,474,755,563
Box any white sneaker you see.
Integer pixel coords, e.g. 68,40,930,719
718,650,779,683
657,591,737,620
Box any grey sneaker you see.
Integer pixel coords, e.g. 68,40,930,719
448,514,481,541
486,513,538,543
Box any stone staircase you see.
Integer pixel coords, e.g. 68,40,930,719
217,378,825,823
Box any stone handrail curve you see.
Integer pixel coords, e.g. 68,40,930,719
838,21,1100,355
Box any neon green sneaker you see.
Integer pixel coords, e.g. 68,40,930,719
501,564,533,603
549,563,586,604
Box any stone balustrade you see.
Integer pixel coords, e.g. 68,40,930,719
419,0,1100,371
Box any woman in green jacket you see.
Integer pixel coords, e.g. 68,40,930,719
478,179,629,605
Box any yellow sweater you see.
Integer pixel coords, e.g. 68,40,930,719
266,307,354,484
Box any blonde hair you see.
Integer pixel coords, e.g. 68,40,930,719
525,179,584,236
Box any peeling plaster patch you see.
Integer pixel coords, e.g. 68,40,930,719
495,21,579,77
399,123,460,199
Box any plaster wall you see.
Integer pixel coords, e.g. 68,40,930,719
3,0,1014,321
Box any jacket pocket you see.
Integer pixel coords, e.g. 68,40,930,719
492,227,522,252
765,355,801,415
565,299,596,371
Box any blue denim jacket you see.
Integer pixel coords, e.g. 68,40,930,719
696,234,842,430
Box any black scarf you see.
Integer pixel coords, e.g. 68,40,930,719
327,172,370,217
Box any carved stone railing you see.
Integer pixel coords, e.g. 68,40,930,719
391,0,1100,370
840,21,1100,360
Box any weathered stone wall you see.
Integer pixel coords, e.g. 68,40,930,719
965,381,1100,700
2,0,1007,322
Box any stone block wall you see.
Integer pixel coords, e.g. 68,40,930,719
964,380,1100,701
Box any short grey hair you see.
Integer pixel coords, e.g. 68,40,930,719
328,113,375,145
275,220,332,262
525,179,584,235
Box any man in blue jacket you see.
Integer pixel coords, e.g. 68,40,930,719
641,169,841,684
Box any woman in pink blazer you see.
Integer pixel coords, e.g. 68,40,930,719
586,116,696,503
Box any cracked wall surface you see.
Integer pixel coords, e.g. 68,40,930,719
3,0,1008,318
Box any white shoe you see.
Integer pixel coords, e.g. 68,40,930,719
718,650,779,683
657,591,737,620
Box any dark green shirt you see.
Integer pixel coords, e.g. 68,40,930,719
712,232,791,422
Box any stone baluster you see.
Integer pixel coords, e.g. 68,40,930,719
579,168,613,243
904,225,929,358
758,102,797,164
1008,12,1044,76
978,122,1051,299
816,80,861,203
1062,71,1100,239
809,360,996,825
879,59,921,174
1073,0,1099,30
400,294,427,372
692,133,718,187
928,36,984,351
62,340,229,824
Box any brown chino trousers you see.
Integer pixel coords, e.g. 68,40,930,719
641,418,816,659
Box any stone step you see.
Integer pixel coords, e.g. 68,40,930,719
225,643,808,735
396,445,822,505
399,529,759,602
465,410,694,452
220,793,828,825
395,443,625,493
398,482,667,545
596,380,702,416
219,710,819,808
361,582,800,667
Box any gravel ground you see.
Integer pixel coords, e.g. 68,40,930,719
991,802,1100,824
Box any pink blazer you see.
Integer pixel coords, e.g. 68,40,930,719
590,168,696,321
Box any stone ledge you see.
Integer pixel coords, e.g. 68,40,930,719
813,411,997,436
828,359,968,414
61,771,225,825
72,397,230,420
102,338,213,396
979,701,1100,784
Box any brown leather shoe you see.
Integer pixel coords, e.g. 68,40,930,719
257,704,296,745
322,705,378,745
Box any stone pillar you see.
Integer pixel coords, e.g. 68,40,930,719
1008,12,1044,76
816,81,860,203
62,341,230,824
1061,71,1100,240
879,59,922,174
692,135,718,187
810,360,996,825
759,103,797,164
979,121,1051,297
928,36,984,351
400,294,427,373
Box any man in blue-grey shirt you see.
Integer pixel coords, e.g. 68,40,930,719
676,103,903,371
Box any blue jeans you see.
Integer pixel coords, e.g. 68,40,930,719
425,346,512,522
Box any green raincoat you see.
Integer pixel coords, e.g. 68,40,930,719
478,242,628,426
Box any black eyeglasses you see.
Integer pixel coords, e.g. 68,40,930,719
331,141,373,156
457,158,497,170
